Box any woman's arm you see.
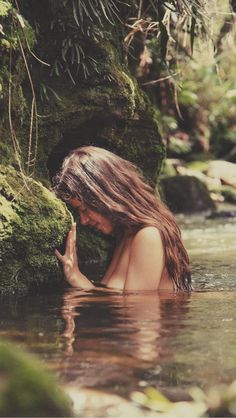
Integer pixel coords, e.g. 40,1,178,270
124,227,165,291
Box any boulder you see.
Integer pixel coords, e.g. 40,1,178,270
207,160,236,188
207,209,236,219
160,175,216,213
0,165,72,294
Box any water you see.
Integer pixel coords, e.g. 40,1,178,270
180,214,236,291
1,214,236,406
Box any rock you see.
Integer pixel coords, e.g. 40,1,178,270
225,145,236,163
176,166,221,188
220,185,236,204
0,339,73,417
65,386,153,418
207,210,236,219
160,175,216,213
207,160,236,188
0,165,72,294
206,381,236,417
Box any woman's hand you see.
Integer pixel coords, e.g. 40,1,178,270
55,223,94,289
55,223,82,287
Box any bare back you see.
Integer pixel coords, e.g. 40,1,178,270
101,227,174,291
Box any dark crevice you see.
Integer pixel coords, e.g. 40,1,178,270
0,188,14,202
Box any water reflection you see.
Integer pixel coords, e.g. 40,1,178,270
59,289,191,395
1,288,236,398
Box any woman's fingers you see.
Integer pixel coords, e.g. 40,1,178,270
56,223,77,263
72,222,77,242
72,223,78,258
55,249,64,262
66,230,74,256
65,224,77,256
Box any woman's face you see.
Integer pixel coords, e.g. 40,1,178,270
68,198,113,234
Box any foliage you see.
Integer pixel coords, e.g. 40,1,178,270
47,0,120,82
125,0,206,63
177,52,236,157
139,0,236,159
16,0,126,84
175,0,236,157
15,0,207,86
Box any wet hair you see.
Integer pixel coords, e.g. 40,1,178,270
53,145,191,291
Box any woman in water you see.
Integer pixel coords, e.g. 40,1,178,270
53,146,191,292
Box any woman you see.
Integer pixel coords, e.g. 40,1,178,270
53,146,191,291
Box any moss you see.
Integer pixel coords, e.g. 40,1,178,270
0,164,72,294
185,160,211,172
0,1,36,175
159,160,177,178
0,339,73,417
0,1,11,17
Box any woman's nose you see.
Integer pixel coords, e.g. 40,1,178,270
80,213,89,225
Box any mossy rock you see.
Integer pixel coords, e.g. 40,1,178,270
0,165,72,294
41,64,164,184
0,2,165,185
160,175,216,213
0,339,73,417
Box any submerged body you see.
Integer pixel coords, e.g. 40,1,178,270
53,146,191,292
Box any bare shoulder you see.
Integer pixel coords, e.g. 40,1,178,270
125,226,165,290
132,226,162,246
130,226,164,257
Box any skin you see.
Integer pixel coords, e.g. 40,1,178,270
55,199,174,291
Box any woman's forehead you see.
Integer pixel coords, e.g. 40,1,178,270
68,198,85,210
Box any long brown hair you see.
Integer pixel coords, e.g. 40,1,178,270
53,146,191,291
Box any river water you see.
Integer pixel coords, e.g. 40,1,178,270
1,214,236,407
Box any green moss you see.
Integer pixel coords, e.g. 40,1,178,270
0,1,11,16
185,160,211,172
0,1,36,177
0,165,72,294
0,339,73,417
159,160,177,178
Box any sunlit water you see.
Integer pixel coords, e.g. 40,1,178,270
1,214,236,403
